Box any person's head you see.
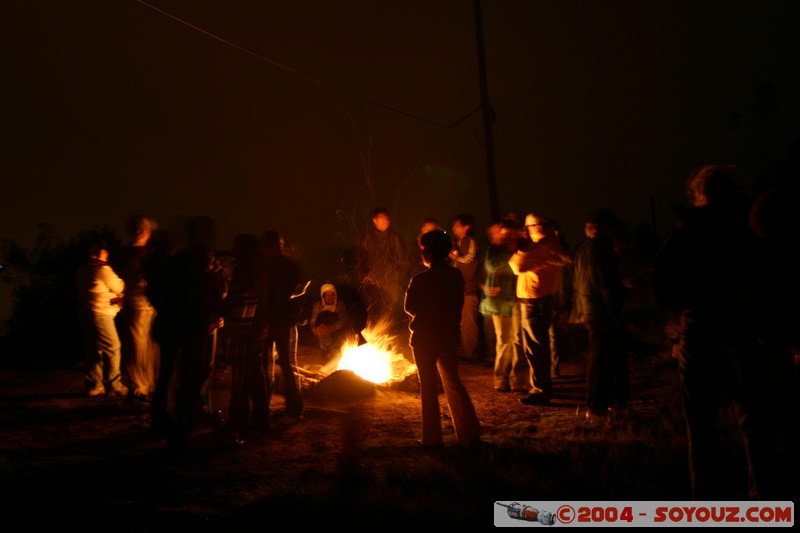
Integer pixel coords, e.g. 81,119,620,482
486,221,504,246
320,282,337,305
417,218,442,249
419,230,452,266
418,218,441,235
126,214,157,246
687,164,750,208
87,240,109,262
584,221,598,239
503,211,521,226
261,230,284,257
452,213,475,239
486,218,514,247
524,213,551,243
584,209,618,239
371,208,391,232
500,218,522,248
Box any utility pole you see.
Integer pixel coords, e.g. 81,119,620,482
473,0,500,221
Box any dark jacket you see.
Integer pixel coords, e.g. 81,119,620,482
147,245,228,338
570,234,625,329
404,262,464,352
652,203,765,344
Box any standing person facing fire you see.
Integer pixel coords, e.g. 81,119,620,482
260,230,305,426
404,229,482,449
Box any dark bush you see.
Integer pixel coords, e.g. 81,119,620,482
0,225,123,368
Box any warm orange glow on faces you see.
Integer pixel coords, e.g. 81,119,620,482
372,214,391,232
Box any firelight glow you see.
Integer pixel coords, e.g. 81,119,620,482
337,343,393,383
334,335,417,385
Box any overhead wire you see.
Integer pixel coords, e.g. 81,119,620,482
136,0,476,131
136,0,486,278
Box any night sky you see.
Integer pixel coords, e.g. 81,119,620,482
3,0,800,319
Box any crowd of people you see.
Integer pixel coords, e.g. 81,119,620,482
76,216,308,451
73,165,797,499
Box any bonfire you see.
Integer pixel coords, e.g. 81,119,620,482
296,323,419,399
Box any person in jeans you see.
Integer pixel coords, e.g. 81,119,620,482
480,219,531,393
76,240,127,397
509,213,567,406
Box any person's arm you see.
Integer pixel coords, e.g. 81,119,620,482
309,302,322,334
452,236,478,265
101,265,125,296
509,247,533,275
404,278,419,318
331,302,347,331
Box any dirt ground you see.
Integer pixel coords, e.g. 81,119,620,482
0,329,693,530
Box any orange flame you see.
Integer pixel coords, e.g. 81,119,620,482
322,322,416,384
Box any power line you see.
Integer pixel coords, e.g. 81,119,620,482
137,0,463,130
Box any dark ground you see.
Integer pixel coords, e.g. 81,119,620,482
0,317,795,530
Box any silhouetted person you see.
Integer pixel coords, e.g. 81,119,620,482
355,207,410,333
548,217,571,378
449,213,482,363
746,187,799,500
404,229,482,448
225,233,270,443
76,240,127,397
116,214,159,399
569,209,629,418
147,216,228,451
261,230,305,426
653,164,789,499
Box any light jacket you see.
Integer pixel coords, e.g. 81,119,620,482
508,237,565,299
76,261,125,316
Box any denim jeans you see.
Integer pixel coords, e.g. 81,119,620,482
491,306,531,390
80,308,124,392
264,322,304,418
519,297,553,397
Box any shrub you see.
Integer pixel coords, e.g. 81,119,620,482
0,225,123,368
